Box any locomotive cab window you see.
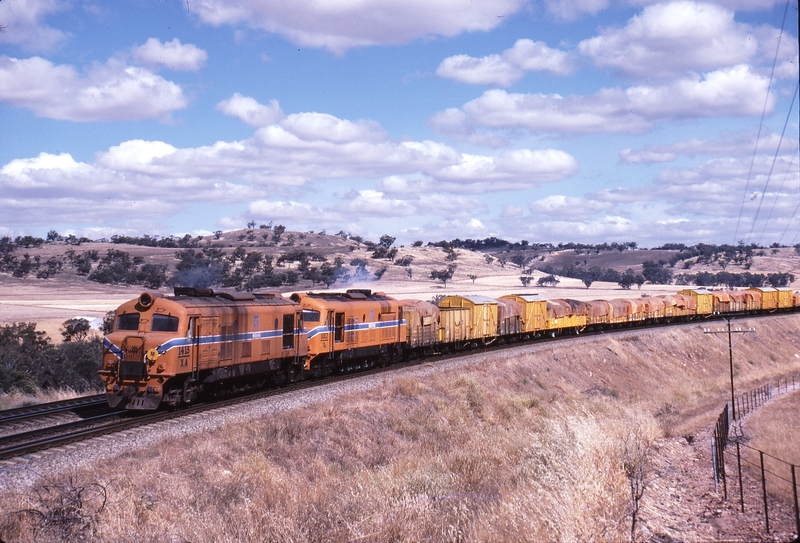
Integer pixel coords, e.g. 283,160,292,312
151,314,179,332
282,314,294,349
302,309,320,322
186,317,197,339
116,313,140,331
334,312,344,343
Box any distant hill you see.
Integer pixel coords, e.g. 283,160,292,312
1,230,798,291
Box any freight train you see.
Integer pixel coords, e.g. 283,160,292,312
100,286,799,410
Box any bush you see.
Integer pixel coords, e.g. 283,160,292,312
60,318,91,342
0,323,103,393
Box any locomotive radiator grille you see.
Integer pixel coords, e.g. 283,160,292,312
119,361,146,381
121,336,145,362
119,336,147,381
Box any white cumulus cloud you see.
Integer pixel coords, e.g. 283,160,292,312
578,1,759,78
0,56,188,122
132,38,208,71
433,66,773,137
0,0,68,52
192,0,527,54
437,39,572,87
0,98,580,234
216,93,285,127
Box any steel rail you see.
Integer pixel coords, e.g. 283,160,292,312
0,361,416,462
0,309,794,462
0,394,107,425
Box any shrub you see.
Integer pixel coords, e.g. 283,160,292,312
0,323,103,393
60,318,91,342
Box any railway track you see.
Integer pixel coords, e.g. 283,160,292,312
0,310,789,462
0,394,107,426
0,359,418,462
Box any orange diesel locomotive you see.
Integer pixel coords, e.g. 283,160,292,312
101,288,306,410
289,289,405,377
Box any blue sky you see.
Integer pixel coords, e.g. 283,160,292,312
1,0,798,247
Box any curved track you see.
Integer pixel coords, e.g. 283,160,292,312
0,394,107,426
0,310,792,462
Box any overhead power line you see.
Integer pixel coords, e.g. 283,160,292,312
753,80,799,246
733,0,792,244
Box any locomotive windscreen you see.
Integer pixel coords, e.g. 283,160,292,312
151,314,180,332
302,309,321,322
116,313,140,331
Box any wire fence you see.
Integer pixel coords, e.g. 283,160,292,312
711,376,800,537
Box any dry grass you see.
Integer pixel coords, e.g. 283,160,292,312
743,388,800,505
2,314,799,542
0,387,93,410
16,391,647,542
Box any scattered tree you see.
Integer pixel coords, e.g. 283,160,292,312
373,266,388,280
272,225,286,243
641,260,673,285
61,318,91,342
536,274,560,287
430,264,456,288
621,424,655,543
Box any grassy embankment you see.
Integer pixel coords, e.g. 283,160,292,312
745,387,800,506
1,314,799,542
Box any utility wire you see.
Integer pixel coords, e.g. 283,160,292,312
777,147,800,246
732,0,791,244
754,80,799,245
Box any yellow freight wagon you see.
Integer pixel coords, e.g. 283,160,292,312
776,288,794,309
545,299,587,333
678,288,714,315
438,295,498,344
500,294,547,335
749,287,779,310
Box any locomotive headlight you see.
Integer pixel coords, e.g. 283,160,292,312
146,348,159,364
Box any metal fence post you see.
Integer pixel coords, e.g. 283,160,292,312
736,442,744,513
792,465,799,538
760,451,770,534
722,441,727,500
712,436,719,494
